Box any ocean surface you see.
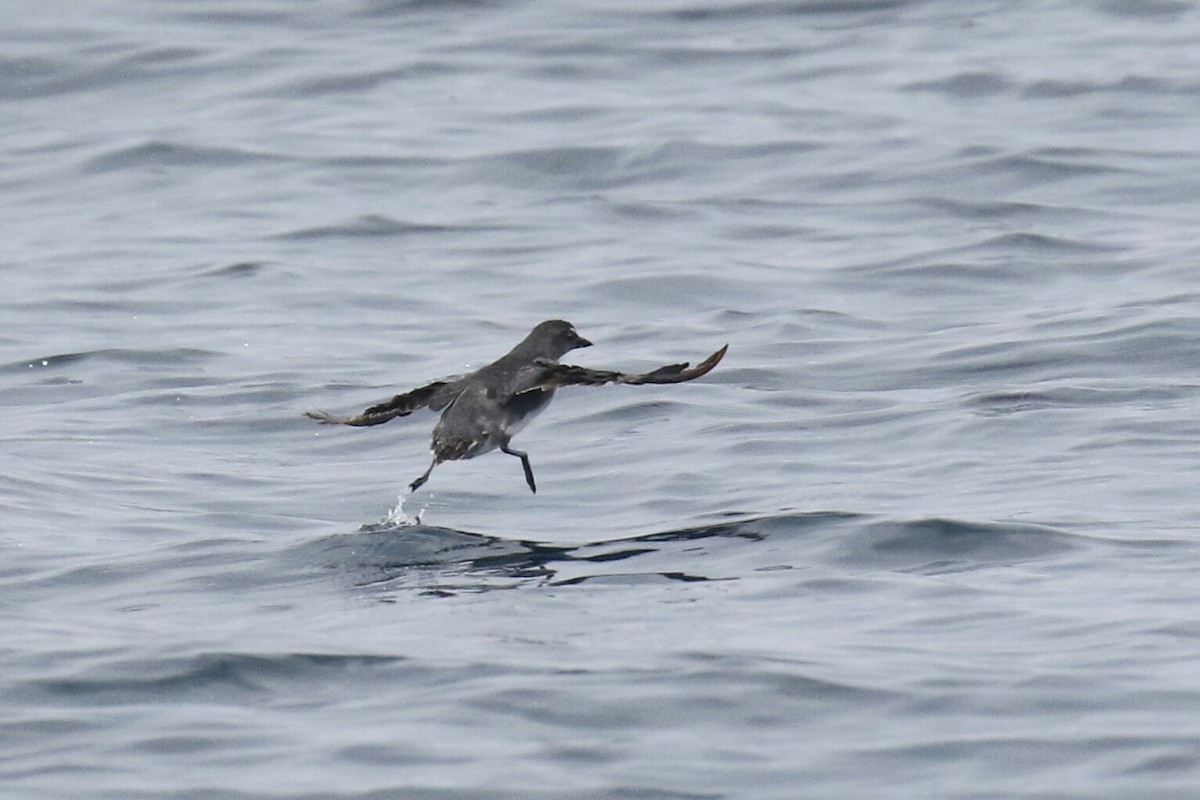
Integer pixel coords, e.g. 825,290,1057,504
4,1,1200,797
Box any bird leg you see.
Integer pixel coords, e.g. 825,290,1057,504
500,441,537,494
409,457,438,492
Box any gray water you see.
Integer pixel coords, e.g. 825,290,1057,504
4,1,1200,797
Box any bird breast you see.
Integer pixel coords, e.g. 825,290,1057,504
431,387,555,460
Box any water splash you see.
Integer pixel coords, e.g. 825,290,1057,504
381,489,424,528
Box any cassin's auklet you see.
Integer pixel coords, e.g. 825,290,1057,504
304,320,728,493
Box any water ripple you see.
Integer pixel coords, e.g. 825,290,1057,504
81,141,282,173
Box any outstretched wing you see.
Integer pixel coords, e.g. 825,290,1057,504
533,344,728,389
304,380,459,427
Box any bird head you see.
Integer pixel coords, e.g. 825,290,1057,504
529,319,592,358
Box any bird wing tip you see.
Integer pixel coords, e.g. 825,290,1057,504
692,343,728,374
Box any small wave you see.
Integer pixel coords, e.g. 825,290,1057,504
932,317,1200,381
1100,0,1192,18
472,145,624,190
967,384,1195,416
830,518,1079,574
273,214,486,241
199,261,268,279
586,271,764,306
284,68,407,96
295,511,861,595
82,141,282,173
916,197,1056,221
29,652,402,703
469,139,818,192
360,0,497,16
904,71,1010,98
1,348,215,374
0,46,209,100
963,149,1128,184
975,231,1118,255
1025,74,1200,99
661,0,909,23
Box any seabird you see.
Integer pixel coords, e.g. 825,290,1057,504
305,320,727,493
